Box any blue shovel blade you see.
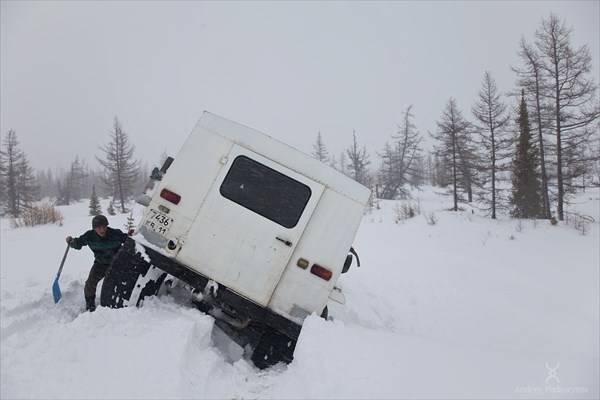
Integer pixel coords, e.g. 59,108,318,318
52,277,62,303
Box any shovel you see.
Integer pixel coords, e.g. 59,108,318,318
52,244,70,303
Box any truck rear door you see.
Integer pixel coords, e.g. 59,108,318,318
177,145,324,306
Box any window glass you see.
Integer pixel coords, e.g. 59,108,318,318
220,156,312,228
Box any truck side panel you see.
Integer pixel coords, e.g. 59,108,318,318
144,127,234,246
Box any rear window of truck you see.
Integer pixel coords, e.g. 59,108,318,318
220,156,312,228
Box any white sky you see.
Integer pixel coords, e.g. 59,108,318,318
1,1,599,172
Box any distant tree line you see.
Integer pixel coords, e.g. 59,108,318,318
1,117,148,218
310,14,599,221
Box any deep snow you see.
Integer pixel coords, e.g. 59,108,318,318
1,187,598,399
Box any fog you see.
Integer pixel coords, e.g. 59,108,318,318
1,1,598,171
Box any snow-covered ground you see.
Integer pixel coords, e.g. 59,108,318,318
1,187,598,399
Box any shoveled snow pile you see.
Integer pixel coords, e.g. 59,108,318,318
1,187,598,399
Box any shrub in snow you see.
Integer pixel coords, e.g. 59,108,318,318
11,201,63,227
394,202,418,223
565,211,593,236
424,211,438,226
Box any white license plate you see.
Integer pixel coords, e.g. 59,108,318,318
143,209,173,236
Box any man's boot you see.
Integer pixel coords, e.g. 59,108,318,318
85,296,96,312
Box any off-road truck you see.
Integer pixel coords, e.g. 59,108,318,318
100,111,371,368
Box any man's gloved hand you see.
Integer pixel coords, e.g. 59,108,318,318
128,229,134,237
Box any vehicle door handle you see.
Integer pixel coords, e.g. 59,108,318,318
276,237,292,247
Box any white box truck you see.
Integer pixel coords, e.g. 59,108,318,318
100,111,371,368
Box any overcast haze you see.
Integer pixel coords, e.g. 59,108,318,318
1,1,599,172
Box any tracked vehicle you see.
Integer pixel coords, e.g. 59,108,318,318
100,112,371,368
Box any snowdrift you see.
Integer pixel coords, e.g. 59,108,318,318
1,187,598,399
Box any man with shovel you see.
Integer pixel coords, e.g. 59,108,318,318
65,215,134,312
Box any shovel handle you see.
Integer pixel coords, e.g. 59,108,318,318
56,244,70,278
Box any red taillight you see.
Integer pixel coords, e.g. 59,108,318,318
160,188,181,205
310,264,332,281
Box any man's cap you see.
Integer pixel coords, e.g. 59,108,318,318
92,215,109,229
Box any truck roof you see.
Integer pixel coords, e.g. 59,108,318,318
194,111,372,205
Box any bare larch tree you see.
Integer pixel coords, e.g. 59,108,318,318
472,71,512,219
346,131,371,187
311,131,330,163
377,105,423,199
0,130,38,217
97,117,140,214
431,98,474,211
535,13,600,220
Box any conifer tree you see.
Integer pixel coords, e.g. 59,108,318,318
338,151,348,175
124,211,135,230
106,200,116,216
534,14,600,220
513,37,552,218
510,90,542,218
377,105,423,199
312,131,330,163
88,185,102,216
431,98,473,211
0,130,38,217
69,156,87,202
377,141,396,198
472,71,512,219
97,116,140,213
56,156,88,206
346,131,371,187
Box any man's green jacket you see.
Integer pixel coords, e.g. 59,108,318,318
69,227,129,265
